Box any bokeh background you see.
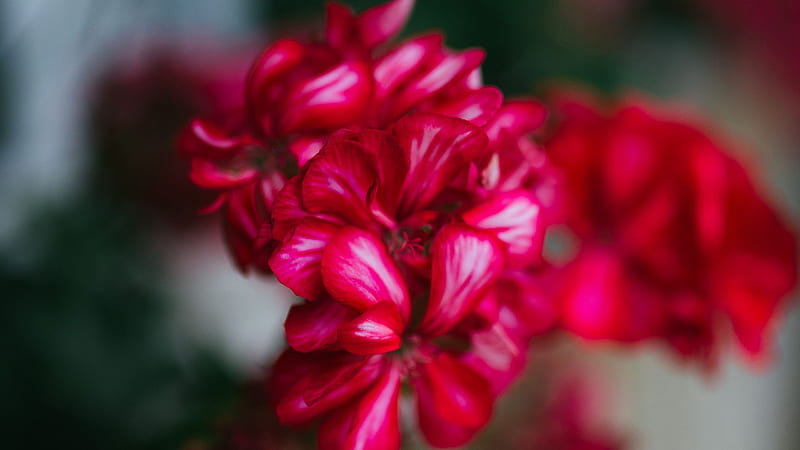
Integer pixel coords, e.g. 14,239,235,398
2,0,799,449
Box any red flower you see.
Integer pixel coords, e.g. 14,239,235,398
546,93,797,369
177,0,504,273
266,113,548,448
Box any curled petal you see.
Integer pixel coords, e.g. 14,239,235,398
285,297,358,352
357,0,415,49
188,158,258,189
319,363,401,450
462,190,543,268
392,113,489,216
429,86,503,127
419,223,504,337
322,227,410,320
279,61,372,135
338,302,405,355
178,119,252,159
269,218,340,300
246,39,305,134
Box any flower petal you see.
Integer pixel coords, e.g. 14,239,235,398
462,190,543,268
279,61,372,135
373,34,443,105
302,135,378,229
338,302,404,355
269,218,340,300
389,49,485,118
357,0,415,49
484,99,547,144
322,227,410,320
419,223,504,337
285,297,358,353
392,113,489,216
414,353,493,444
429,86,503,127
276,354,384,425
319,363,401,450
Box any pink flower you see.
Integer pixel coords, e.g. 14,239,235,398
546,93,797,369
178,0,504,273
267,113,548,448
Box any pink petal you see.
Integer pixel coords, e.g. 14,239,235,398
392,113,489,216
301,136,378,229
373,34,443,103
338,302,405,355
223,175,285,273
188,158,258,189
429,86,503,127
276,354,384,425
245,39,305,135
285,297,358,353
462,321,526,395
462,190,543,268
319,363,401,450
419,223,504,337
321,227,411,320
178,119,252,159
414,353,493,445
269,218,340,300
357,0,415,49
279,61,372,135
353,129,407,218
325,2,357,53
484,99,547,143
389,49,485,118
288,134,326,168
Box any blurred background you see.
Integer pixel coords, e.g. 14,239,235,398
1,0,798,449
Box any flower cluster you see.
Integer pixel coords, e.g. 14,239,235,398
546,93,797,369
174,0,798,447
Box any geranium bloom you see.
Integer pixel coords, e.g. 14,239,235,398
267,112,548,448
546,93,797,369
177,0,503,273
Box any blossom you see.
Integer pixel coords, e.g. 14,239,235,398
545,93,797,369
177,0,504,273
266,112,548,448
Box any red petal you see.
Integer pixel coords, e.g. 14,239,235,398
338,302,405,355
269,218,340,300
357,0,414,49
245,39,305,135
373,34,443,103
188,158,258,189
302,136,378,229
462,190,543,268
429,86,503,127
178,119,252,159
288,134,326,168
485,99,547,143
392,113,489,216
389,49,485,118
285,297,358,352
325,2,357,52
322,227,411,320
279,61,372,135
276,354,384,425
319,363,401,450
419,223,504,337
414,353,493,443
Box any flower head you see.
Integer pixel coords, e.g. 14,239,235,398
546,92,797,369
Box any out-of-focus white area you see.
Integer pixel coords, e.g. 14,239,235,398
0,0,797,448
